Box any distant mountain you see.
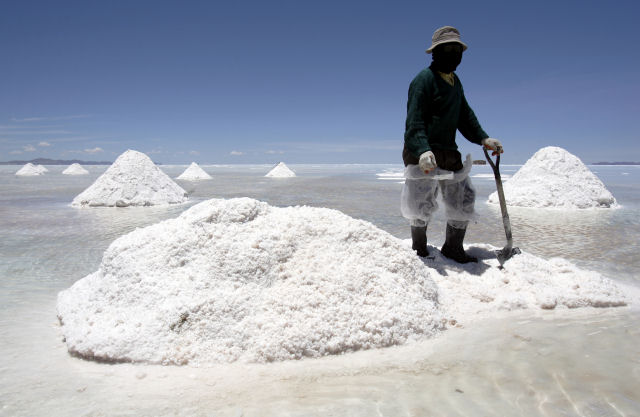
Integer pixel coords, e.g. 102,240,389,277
591,162,640,165
0,158,112,165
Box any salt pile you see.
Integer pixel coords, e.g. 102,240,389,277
488,146,616,209
423,244,626,319
71,149,187,208
265,162,296,178
62,163,89,175
36,164,49,173
15,163,44,176
58,198,440,364
57,198,628,365
177,162,212,180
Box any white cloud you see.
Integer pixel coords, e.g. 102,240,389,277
11,115,91,122
38,141,51,147
189,150,200,156
230,151,244,156
0,130,71,136
84,147,103,154
23,145,36,152
266,150,284,154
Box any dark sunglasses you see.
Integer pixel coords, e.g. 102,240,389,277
440,43,463,53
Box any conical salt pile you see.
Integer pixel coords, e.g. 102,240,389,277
177,162,212,180
15,163,44,176
488,146,616,209
71,149,188,208
265,162,296,178
36,165,49,173
62,163,89,175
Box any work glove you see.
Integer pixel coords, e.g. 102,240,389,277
481,138,503,155
418,151,437,174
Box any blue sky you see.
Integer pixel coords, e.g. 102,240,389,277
1,0,638,164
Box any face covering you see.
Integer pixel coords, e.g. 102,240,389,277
432,43,463,73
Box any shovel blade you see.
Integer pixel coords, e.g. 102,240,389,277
495,246,521,268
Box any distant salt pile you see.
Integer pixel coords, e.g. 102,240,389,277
15,163,44,176
177,162,212,180
265,162,296,178
57,198,628,365
57,198,441,364
376,169,404,181
36,165,49,173
71,150,187,208
62,163,89,175
488,146,616,209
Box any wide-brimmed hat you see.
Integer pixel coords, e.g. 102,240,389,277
426,26,468,54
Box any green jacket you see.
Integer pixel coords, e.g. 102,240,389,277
403,65,488,165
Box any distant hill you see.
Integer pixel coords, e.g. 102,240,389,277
0,158,112,165
591,162,640,165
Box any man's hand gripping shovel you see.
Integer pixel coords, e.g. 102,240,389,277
483,146,521,269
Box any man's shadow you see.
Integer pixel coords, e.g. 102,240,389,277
419,245,495,277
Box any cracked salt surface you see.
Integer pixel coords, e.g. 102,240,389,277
57,198,629,366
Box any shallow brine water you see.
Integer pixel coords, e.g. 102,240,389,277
1,163,639,416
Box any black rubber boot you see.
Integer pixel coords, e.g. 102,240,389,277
411,226,429,257
441,223,477,263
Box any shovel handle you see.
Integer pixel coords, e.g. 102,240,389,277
483,147,500,173
483,147,513,246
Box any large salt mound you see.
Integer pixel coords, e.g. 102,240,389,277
36,164,49,173
177,162,212,180
57,198,441,364
62,163,89,175
57,198,628,365
488,146,616,209
71,150,187,207
15,163,44,176
265,162,296,178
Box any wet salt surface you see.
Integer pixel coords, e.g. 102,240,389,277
1,163,640,415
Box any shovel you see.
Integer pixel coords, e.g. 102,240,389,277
483,147,521,268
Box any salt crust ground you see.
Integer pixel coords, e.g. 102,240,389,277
488,146,616,209
15,163,45,176
177,162,212,180
62,163,89,175
265,162,296,177
71,150,188,207
57,198,628,366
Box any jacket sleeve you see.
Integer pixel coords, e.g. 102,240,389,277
404,75,432,157
457,90,489,145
